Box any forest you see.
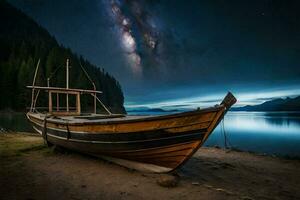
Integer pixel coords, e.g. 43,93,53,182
0,1,125,113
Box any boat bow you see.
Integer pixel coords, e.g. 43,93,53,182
221,92,237,111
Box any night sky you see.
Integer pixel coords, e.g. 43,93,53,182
9,0,300,109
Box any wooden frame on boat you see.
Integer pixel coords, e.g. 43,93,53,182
48,90,81,116
27,59,111,116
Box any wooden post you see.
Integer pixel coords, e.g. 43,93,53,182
56,93,59,111
66,59,69,112
47,77,53,112
49,91,52,113
92,81,96,114
33,90,40,110
94,92,96,114
76,93,81,115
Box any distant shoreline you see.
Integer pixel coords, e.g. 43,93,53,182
231,96,300,112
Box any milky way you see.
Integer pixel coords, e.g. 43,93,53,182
107,0,160,77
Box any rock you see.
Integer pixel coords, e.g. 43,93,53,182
210,166,219,170
220,162,235,169
156,175,179,188
225,149,232,153
241,196,254,200
192,182,200,185
203,184,213,189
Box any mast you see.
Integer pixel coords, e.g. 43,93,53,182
66,59,69,112
30,59,40,112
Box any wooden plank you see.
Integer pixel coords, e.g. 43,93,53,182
76,93,81,115
173,107,226,170
27,110,217,133
67,112,216,133
26,86,102,94
112,142,196,155
49,91,52,112
50,111,80,116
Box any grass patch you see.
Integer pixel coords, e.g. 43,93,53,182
40,145,59,156
19,144,46,153
0,133,44,158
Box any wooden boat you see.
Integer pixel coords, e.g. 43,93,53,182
26,59,237,173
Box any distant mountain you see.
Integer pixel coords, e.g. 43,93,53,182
127,108,179,113
231,96,300,111
0,1,125,113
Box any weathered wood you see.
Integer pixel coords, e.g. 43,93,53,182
56,93,59,111
48,91,81,116
26,93,236,173
28,110,217,133
48,91,52,112
76,92,81,114
66,59,69,112
26,86,103,94
26,59,236,173
221,92,237,110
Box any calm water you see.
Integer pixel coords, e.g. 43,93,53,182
0,113,33,132
206,112,300,158
1,111,299,158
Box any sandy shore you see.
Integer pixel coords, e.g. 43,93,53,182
1,133,299,200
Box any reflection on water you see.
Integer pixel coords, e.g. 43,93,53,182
0,112,32,132
206,112,300,158
1,111,300,158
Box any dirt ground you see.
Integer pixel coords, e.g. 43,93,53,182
1,133,299,200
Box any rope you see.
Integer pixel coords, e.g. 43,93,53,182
42,114,53,146
91,93,112,115
80,61,112,115
66,122,71,140
221,117,233,149
48,65,64,82
79,61,96,89
42,115,48,144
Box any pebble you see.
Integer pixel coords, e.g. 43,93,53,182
156,175,179,188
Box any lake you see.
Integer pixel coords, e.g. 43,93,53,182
206,112,300,158
1,111,299,158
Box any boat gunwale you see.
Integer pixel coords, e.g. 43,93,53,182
30,117,210,135
27,105,224,126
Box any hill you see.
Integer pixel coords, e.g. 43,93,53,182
231,96,300,111
0,1,125,113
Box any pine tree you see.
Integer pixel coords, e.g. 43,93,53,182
0,1,125,113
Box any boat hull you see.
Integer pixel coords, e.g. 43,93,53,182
27,105,226,173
